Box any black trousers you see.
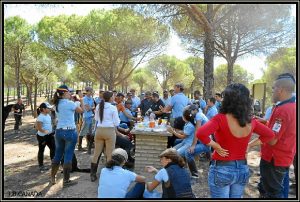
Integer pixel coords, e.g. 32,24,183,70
36,133,55,167
259,159,289,198
14,114,22,130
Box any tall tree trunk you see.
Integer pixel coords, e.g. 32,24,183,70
27,85,33,116
203,5,215,101
140,84,144,95
13,87,16,100
33,78,38,118
39,84,42,97
227,60,234,85
6,87,10,105
99,80,104,90
190,80,195,99
15,48,21,98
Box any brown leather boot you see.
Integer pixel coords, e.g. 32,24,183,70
63,163,78,188
87,135,93,154
90,163,98,182
50,163,60,185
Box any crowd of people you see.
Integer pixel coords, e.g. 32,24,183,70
6,72,296,198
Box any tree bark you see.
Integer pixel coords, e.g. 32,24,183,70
203,5,215,101
33,78,38,118
227,60,234,85
6,87,10,105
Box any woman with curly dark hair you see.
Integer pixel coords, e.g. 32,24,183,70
196,83,276,198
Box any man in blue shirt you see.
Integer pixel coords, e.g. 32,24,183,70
78,86,95,154
94,89,105,105
205,97,218,120
161,83,189,148
161,89,171,106
190,90,206,112
129,89,141,117
161,83,189,123
214,93,222,112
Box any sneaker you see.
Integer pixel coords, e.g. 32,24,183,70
39,165,49,172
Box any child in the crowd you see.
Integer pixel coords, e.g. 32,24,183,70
145,148,195,198
35,102,55,171
98,148,146,198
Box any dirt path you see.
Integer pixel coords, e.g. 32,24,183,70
3,114,296,198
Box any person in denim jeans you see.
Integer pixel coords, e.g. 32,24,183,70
50,85,83,188
78,86,95,154
196,83,276,198
185,104,210,178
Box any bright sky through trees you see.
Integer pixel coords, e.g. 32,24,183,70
4,4,296,80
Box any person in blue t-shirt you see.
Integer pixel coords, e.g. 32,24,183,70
78,86,95,154
167,107,195,157
205,97,218,120
161,83,189,127
50,85,84,188
129,89,141,117
94,89,105,105
190,90,206,112
119,100,137,128
214,93,222,112
185,104,210,178
98,148,146,198
35,102,55,172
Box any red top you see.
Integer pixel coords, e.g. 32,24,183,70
261,101,296,167
196,113,275,161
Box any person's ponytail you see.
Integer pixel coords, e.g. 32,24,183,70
37,107,41,116
52,91,64,113
99,99,105,123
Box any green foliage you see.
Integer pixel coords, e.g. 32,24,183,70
262,47,296,105
184,57,204,91
214,64,254,93
172,4,295,85
132,68,157,93
36,8,169,90
4,65,15,87
146,55,194,91
4,16,33,98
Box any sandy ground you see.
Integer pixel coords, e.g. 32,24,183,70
3,112,296,199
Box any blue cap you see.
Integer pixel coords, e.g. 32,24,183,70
57,85,72,92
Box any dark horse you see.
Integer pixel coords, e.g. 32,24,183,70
3,104,14,130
